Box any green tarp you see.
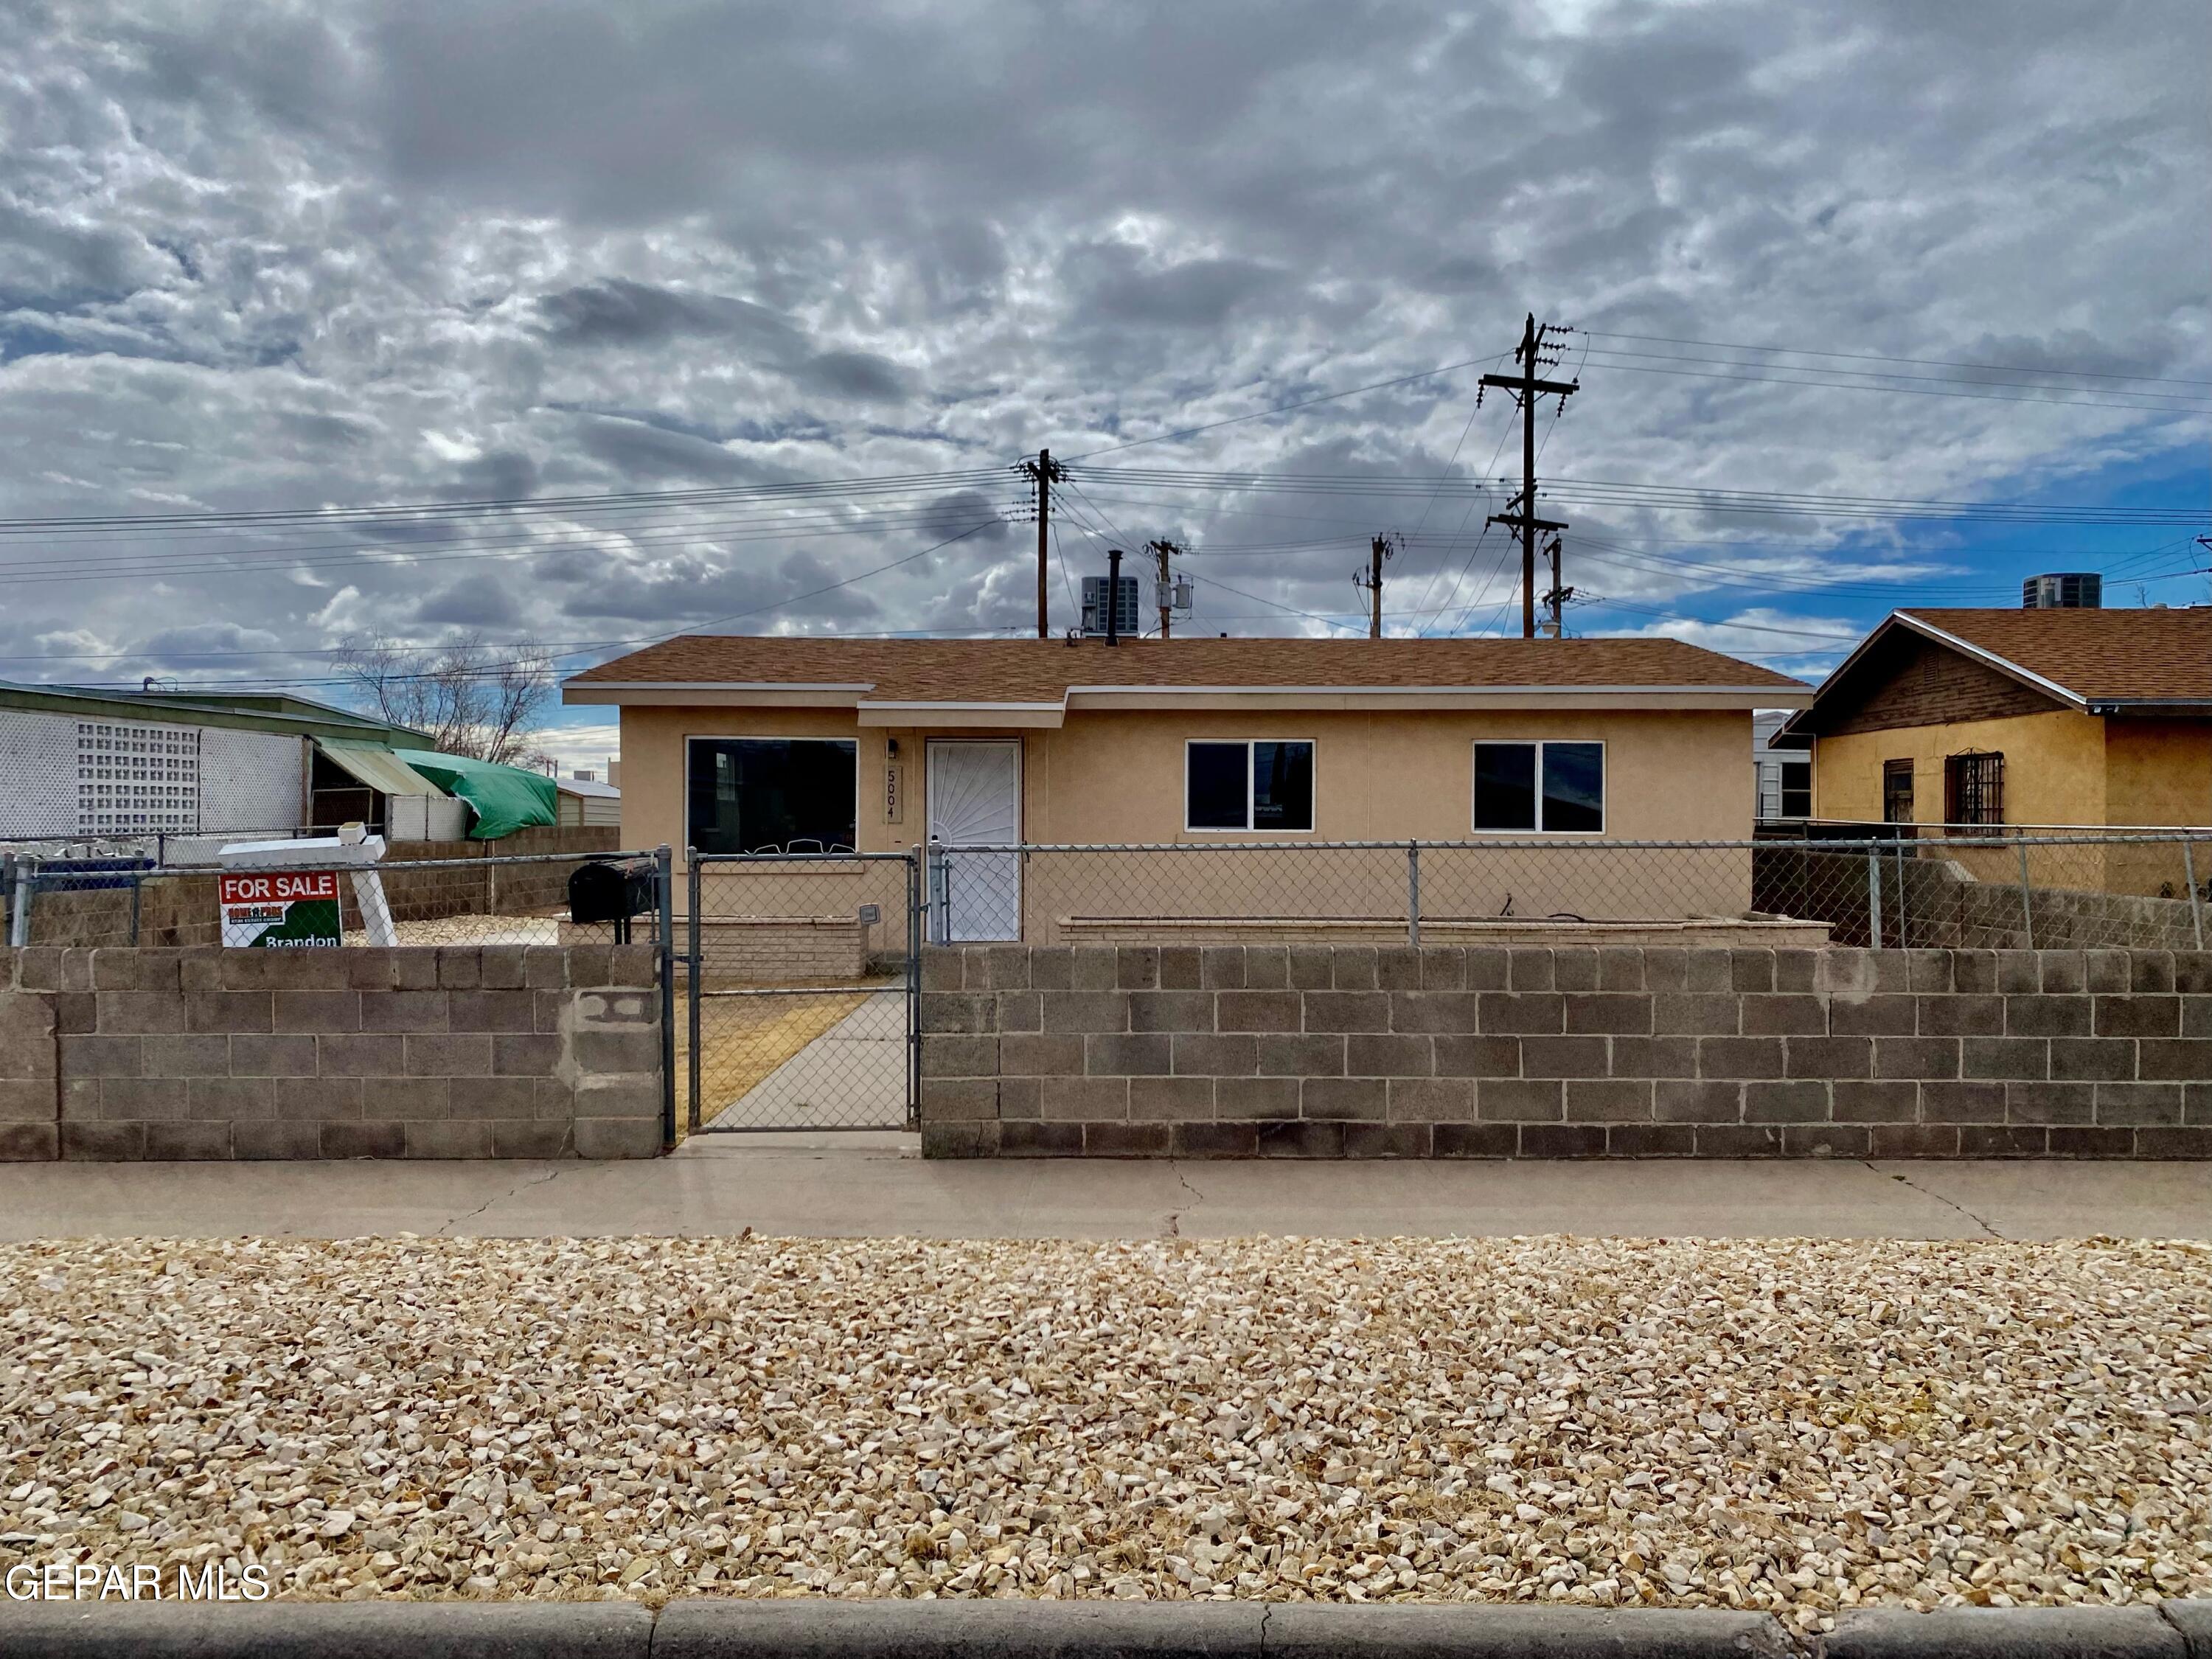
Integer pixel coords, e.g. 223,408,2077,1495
403,752,559,841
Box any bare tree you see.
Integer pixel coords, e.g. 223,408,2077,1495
334,633,554,765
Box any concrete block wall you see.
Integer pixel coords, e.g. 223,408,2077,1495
694,919,872,983
917,944,2212,1159
0,945,664,1160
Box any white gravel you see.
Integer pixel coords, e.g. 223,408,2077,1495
2,1236,2208,1628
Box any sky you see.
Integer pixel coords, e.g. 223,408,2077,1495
1,0,2208,773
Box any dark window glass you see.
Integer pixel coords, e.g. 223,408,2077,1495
686,738,856,855
1541,742,1604,832
1251,741,1314,831
1186,742,1250,830
1474,742,1537,830
1781,761,1812,820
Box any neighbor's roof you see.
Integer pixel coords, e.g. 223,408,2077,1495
1778,607,2212,743
566,636,1808,722
1893,608,2212,706
556,776,621,799
0,680,432,745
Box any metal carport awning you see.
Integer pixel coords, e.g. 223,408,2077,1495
314,740,442,797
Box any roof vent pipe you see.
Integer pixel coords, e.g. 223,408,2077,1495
1106,548,1123,647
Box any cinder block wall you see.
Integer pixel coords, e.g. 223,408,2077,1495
0,945,664,1161
918,944,2212,1159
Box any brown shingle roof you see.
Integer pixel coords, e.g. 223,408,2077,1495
567,634,1808,699
1900,608,2212,704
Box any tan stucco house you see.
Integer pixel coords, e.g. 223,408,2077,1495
565,635,1809,940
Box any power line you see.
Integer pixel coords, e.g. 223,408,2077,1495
0,467,1006,536
1579,344,2212,406
0,518,1009,668
1064,465,2205,524
0,504,1013,588
1062,353,1512,460
1578,330,2212,390
1573,352,2212,417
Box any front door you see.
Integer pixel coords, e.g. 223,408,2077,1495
927,740,1022,942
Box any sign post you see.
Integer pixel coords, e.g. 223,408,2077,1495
219,870,344,948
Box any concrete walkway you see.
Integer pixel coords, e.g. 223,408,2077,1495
704,992,907,1130
2,1141,2208,1241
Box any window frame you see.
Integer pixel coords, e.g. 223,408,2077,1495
1471,739,1607,836
1882,759,1915,824
1943,749,2005,834
1778,759,1812,821
684,734,862,856
1181,737,1317,835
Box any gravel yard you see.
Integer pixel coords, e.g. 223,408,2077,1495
2,1237,2208,1629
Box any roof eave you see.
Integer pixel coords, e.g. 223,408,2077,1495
2084,698,2212,717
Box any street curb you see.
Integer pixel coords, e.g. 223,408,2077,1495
0,1599,655,1659
653,1599,1797,1656
1825,1607,2187,1659
1,1599,2207,1658
2157,1600,2212,1659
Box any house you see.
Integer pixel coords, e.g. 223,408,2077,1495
556,771,622,828
563,635,1812,941
1774,605,2212,902
0,681,563,855
1774,607,2212,830
1752,710,1811,822
0,682,433,855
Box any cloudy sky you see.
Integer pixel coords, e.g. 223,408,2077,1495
3,0,2208,769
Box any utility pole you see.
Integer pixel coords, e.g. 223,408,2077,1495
1147,538,1186,638
1481,314,1578,639
1355,533,1398,638
1018,449,1064,638
1539,533,1575,637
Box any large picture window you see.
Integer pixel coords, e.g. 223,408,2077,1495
1185,740,1314,832
687,737,858,855
1473,741,1604,833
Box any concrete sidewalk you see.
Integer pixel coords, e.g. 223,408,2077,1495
1,1139,2208,1240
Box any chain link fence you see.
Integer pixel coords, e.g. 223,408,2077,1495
921,832,2212,954
683,853,917,1134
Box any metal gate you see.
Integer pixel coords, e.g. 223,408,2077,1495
683,850,919,1133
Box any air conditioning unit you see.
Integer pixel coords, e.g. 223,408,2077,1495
2022,572,2101,609
1080,574,1142,636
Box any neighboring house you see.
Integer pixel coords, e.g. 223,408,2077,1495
0,682,560,853
0,682,432,854
556,771,622,828
563,636,1811,940
1752,710,1811,821
1775,607,2212,830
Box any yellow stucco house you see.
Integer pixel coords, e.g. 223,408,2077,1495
1775,607,2212,828
1774,606,2212,897
564,635,1809,941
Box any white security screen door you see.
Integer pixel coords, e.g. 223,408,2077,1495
928,740,1022,942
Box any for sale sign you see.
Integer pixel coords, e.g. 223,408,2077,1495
218,871,344,948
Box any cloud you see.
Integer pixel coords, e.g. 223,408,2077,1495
0,0,2202,727
414,571,524,628
537,279,807,355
